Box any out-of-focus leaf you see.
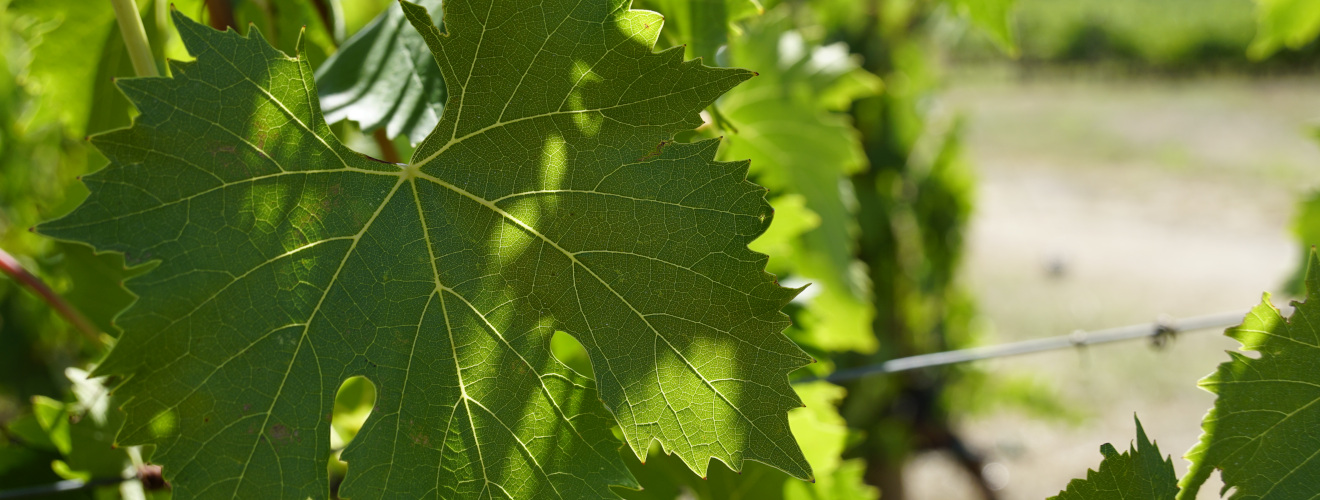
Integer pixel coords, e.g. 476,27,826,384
1285,186,1320,294
1180,249,1320,499
721,15,882,353
10,0,127,136
1248,0,1320,59
315,0,444,144
58,242,138,337
640,0,761,62
748,195,819,263
1051,416,1178,500
945,0,1018,56
32,369,131,482
234,0,337,69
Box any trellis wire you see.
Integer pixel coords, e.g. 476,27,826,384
794,308,1272,385
0,477,130,499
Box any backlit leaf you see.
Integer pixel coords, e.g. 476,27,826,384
38,1,811,497
1051,416,1178,500
1179,249,1320,499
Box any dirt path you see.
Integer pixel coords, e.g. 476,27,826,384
905,74,1320,499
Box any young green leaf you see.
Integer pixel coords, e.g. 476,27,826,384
38,0,811,497
1052,416,1178,500
1180,249,1320,499
315,0,445,144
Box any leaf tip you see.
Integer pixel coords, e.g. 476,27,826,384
169,2,176,11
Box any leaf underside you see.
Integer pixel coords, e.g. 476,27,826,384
1180,249,1320,499
315,0,445,144
39,1,812,498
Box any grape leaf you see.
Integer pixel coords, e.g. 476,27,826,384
619,382,876,500
1051,416,1178,500
720,16,881,353
315,0,445,144
38,0,812,497
1180,249,1320,499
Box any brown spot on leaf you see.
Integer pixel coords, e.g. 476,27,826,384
270,424,291,441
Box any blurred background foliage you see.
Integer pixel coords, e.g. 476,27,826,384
3,0,1320,499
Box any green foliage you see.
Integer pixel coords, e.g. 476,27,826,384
1180,250,1320,499
619,382,877,500
721,12,881,354
640,0,761,62
1051,416,1178,500
976,0,1257,68
315,0,445,144
31,369,130,483
39,2,816,497
946,0,1017,56
232,0,337,68
1249,0,1320,59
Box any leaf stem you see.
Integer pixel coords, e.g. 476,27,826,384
205,0,237,31
0,247,104,348
372,129,402,163
110,0,158,78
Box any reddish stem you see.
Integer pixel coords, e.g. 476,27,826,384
205,0,237,31
0,247,103,348
372,128,402,163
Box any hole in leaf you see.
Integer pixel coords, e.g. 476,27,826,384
331,376,377,450
330,376,376,496
551,331,594,379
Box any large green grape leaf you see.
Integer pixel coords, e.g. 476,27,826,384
315,0,445,144
1050,416,1178,500
38,0,813,497
1179,249,1320,499
721,15,881,353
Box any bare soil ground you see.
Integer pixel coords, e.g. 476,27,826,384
905,73,1320,499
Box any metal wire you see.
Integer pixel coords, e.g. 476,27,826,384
0,477,130,499
794,308,1272,385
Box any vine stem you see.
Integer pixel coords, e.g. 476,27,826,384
0,247,103,348
110,0,158,78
